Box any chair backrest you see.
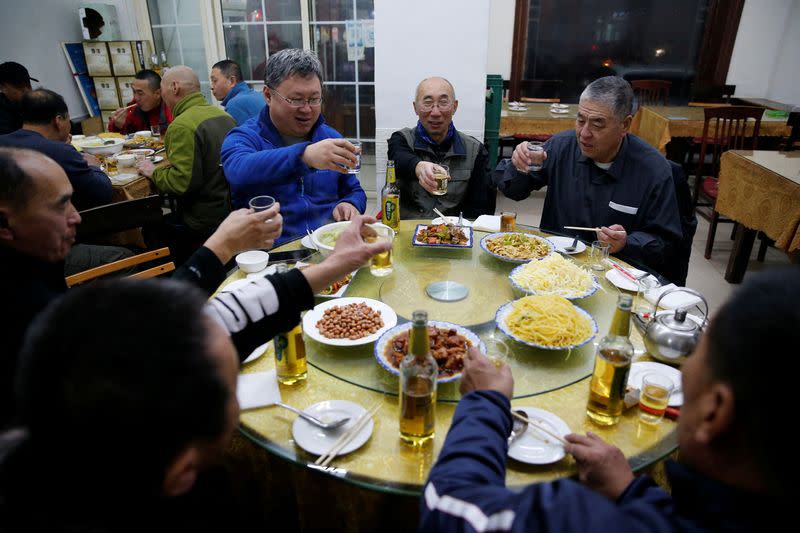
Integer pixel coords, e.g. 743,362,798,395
786,111,800,151
689,83,736,104
76,195,163,243
697,106,763,179
65,247,174,287
660,161,697,286
518,79,563,103
631,79,671,106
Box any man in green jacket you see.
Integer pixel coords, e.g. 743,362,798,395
137,66,235,263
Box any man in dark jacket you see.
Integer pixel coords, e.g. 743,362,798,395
0,62,36,135
389,76,495,219
420,268,797,532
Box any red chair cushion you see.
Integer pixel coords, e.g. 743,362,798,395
701,177,719,199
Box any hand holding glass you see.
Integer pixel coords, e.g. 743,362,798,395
249,195,276,212
527,142,544,172
366,224,394,277
432,165,449,196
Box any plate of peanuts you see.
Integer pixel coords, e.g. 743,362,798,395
302,297,398,346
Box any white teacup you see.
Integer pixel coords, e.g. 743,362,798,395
116,153,136,168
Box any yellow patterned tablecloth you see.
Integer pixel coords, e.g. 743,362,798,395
229,220,678,495
716,150,800,253
500,102,577,137
630,106,792,154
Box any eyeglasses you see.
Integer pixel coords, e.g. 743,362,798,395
418,100,454,113
269,87,323,108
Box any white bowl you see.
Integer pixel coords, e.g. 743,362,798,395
116,153,136,167
311,221,351,256
134,130,152,138
79,137,125,156
236,250,269,273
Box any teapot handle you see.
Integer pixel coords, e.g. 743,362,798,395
654,287,709,328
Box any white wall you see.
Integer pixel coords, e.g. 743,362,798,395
727,0,800,105
486,0,514,79
374,0,490,191
0,0,144,119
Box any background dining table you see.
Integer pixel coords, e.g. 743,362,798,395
221,220,681,530
716,150,800,282
500,102,578,137
630,105,792,154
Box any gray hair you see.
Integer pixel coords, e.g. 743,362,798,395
579,76,634,121
264,48,323,88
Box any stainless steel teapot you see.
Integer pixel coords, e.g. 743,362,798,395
632,288,708,366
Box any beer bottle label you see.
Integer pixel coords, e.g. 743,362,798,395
274,334,288,362
384,198,395,223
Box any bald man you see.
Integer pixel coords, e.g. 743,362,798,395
388,76,495,219
137,66,236,263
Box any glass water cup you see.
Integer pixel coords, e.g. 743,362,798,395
432,165,449,196
150,124,161,138
638,373,675,425
348,140,362,174
483,336,510,368
366,224,394,277
633,276,660,319
500,211,517,232
589,241,610,271
527,141,544,172
249,195,276,212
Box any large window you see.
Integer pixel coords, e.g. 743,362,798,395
220,0,377,190
517,0,710,102
147,0,212,101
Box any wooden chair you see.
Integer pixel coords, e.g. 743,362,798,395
692,106,763,259
65,247,174,287
76,195,163,244
688,83,736,105
631,79,671,106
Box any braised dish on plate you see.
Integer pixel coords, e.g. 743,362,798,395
415,224,469,246
386,326,470,377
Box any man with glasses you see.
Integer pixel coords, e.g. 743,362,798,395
496,76,682,277
389,77,495,219
221,48,366,246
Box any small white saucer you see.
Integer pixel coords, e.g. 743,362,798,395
547,236,587,255
243,341,270,364
605,267,658,292
508,407,570,464
292,400,373,456
431,216,473,227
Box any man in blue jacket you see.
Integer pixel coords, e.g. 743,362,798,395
221,48,365,246
421,268,795,532
210,59,265,126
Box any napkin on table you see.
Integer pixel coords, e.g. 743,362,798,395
472,215,501,233
644,284,702,310
237,370,281,410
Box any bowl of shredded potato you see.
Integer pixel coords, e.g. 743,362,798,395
509,254,598,300
496,295,597,350
480,232,554,263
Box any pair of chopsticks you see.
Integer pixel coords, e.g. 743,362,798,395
509,409,568,445
610,262,645,285
564,225,600,232
314,402,381,467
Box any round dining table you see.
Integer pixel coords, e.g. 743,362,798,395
225,219,678,506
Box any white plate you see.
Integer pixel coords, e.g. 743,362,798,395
550,108,570,114
150,155,164,164
546,236,587,255
550,103,569,110
296,261,357,298
508,107,529,112
302,297,398,346
108,173,139,185
628,362,683,406
292,400,374,456
509,263,598,300
412,224,473,249
431,216,472,228
243,341,270,364
496,300,597,350
373,321,485,384
605,267,658,292
508,407,570,464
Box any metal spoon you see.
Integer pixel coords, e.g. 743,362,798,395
508,409,528,444
274,402,350,430
563,235,579,253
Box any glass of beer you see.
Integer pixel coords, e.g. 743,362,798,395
500,211,517,232
483,336,509,368
367,224,394,277
432,165,449,196
638,373,674,425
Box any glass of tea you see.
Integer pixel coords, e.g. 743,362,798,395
500,211,517,232
431,165,449,196
638,373,675,425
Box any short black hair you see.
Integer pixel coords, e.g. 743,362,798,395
19,88,68,125
134,69,162,91
15,279,229,499
213,59,243,83
705,266,800,498
0,147,36,209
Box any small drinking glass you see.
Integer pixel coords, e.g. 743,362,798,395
367,224,394,277
249,195,276,212
527,141,544,172
150,124,161,139
500,211,517,232
638,373,675,425
633,276,660,319
483,336,510,368
431,164,449,196
589,241,610,271
347,140,362,174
